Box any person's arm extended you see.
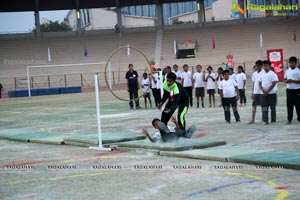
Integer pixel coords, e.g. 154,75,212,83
286,79,300,84
235,86,240,101
210,74,216,82
258,81,263,94
243,79,246,90
171,116,180,131
143,129,157,143
220,89,223,100
126,79,129,91
157,90,169,109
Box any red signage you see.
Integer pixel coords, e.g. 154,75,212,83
267,49,284,82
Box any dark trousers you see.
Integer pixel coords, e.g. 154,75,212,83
184,86,193,107
286,89,300,122
157,88,161,103
239,89,246,104
222,97,240,122
161,103,189,130
262,93,277,123
161,129,186,143
152,88,158,106
129,88,139,108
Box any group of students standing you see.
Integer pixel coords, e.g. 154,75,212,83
126,56,300,125
126,56,299,143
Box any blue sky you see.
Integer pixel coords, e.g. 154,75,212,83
0,10,68,33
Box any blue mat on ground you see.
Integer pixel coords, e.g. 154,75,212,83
0,131,65,144
64,133,146,145
115,139,227,151
8,86,81,98
228,150,300,170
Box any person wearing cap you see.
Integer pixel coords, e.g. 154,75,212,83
284,56,300,124
258,60,278,125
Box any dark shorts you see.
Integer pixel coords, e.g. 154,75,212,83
218,88,220,94
195,87,205,97
207,89,215,95
252,94,262,106
143,92,150,98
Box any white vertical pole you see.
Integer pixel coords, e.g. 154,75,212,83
159,70,164,98
26,66,31,97
95,74,102,148
89,75,111,151
108,62,112,90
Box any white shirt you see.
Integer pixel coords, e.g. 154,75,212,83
216,74,224,89
173,70,182,83
230,73,236,81
142,78,150,93
205,72,216,90
193,72,205,88
151,73,158,89
156,73,162,89
284,67,300,89
259,70,278,94
153,125,175,143
236,73,246,89
219,79,237,98
181,71,193,87
252,70,263,94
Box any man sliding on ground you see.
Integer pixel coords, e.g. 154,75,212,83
143,116,195,143
143,72,196,143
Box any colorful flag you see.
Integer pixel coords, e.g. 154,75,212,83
212,37,215,49
260,32,263,48
84,47,88,57
47,47,51,62
173,40,177,55
127,43,130,57
293,31,297,42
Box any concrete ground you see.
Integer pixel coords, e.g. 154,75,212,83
0,83,300,200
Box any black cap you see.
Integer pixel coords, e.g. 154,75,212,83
289,56,297,63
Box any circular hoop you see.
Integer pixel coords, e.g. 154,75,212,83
104,45,151,102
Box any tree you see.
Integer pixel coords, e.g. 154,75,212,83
32,20,72,32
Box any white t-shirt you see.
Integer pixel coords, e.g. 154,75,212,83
259,70,278,94
236,72,246,89
216,74,224,89
142,78,150,93
230,73,236,81
219,79,237,98
153,125,175,143
151,73,158,89
205,72,216,90
173,70,182,83
252,70,263,94
181,71,193,87
193,72,205,88
156,74,162,89
284,67,300,89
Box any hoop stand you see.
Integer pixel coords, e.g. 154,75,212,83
89,75,112,151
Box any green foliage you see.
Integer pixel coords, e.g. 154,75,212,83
32,20,72,32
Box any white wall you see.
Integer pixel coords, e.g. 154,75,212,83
123,15,155,27
87,9,117,30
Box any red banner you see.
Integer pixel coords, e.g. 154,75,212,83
267,49,284,82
